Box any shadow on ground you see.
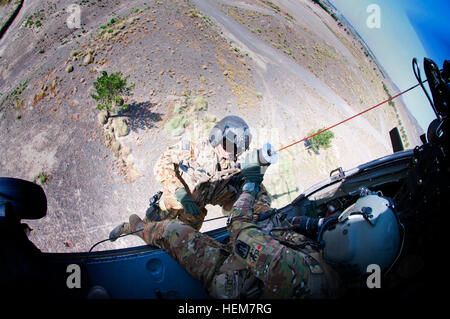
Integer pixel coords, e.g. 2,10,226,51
115,101,163,133
271,187,300,200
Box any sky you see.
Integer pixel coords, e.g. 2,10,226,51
329,0,450,132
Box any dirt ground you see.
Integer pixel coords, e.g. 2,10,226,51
0,0,423,252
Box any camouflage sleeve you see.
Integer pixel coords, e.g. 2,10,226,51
227,191,259,245
253,184,272,216
226,186,271,222
228,191,256,224
227,191,311,298
153,147,191,194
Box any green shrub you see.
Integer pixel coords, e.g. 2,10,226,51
192,96,207,111
203,114,217,122
91,71,134,117
174,103,187,114
307,128,334,152
165,115,190,136
34,172,48,185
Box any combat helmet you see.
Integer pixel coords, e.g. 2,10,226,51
319,188,402,277
209,116,252,160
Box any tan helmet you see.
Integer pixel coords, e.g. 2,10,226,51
208,116,251,160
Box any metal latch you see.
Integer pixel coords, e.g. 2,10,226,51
329,167,345,180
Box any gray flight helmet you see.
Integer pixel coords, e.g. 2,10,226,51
209,116,252,160
321,192,402,276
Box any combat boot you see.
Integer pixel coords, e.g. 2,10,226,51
109,214,146,242
129,214,146,240
109,222,131,242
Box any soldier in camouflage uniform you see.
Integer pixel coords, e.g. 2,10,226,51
119,149,344,298
150,115,271,231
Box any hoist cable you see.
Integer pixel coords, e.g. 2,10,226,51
276,81,426,153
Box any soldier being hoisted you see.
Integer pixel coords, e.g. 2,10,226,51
110,115,271,240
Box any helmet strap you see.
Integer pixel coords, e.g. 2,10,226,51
316,215,339,247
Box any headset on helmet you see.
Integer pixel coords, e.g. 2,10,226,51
209,116,252,160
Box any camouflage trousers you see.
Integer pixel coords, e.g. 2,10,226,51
140,219,261,298
136,219,337,298
141,219,229,294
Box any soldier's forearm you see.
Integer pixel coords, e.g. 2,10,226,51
154,148,190,193
160,174,185,195
155,161,186,194
227,191,257,237
231,191,255,219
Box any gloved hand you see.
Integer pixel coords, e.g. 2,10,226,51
291,216,322,238
175,188,201,217
241,149,265,184
291,215,338,239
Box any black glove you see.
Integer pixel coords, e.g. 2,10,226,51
241,149,265,184
292,215,339,240
175,188,201,217
291,216,322,239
